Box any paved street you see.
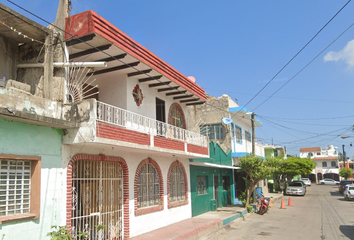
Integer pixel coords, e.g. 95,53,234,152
202,184,354,240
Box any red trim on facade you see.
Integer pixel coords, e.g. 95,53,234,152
134,158,164,216
154,136,184,151
66,154,130,239
167,161,189,209
65,11,206,101
300,147,321,152
97,122,150,146
168,103,186,129
187,144,209,155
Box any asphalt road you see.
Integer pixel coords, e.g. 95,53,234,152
202,184,354,240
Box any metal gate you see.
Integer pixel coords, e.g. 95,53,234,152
71,160,123,239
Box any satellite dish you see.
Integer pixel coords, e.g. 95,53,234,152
222,117,233,124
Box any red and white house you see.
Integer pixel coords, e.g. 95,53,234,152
300,145,339,183
62,10,209,239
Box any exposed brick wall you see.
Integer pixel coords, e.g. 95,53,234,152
67,154,130,239
97,122,150,146
187,144,209,155
134,158,164,216
154,136,184,151
167,161,189,209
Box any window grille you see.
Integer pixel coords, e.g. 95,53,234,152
245,131,251,142
197,176,207,195
200,124,223,140
137,164,160,208
169,166,185,202
322,162,327,167
235,125,242,143
0,160,31,216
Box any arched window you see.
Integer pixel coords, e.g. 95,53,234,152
331,161,336,167
168,103,186,129
322,162,327,167
169,165,185,202
170,106,183,128
168,161,188,208
137,163,160,208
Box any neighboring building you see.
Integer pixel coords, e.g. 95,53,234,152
300,145,339,183
188,94,266,203
189,141,238,216
0,1,210,239
264,145,286,193
0,2,73,239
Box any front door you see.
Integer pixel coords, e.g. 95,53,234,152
214,176,219,208
71,160,124,239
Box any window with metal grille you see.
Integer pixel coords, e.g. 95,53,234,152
0,160,31,216
137,164,160,208
197,176,207,195
169,166,185,202
170,107,184,128
331,161,336,167
245,131,251,142
200,124,223,140
322,162,327,167
235,125,242,143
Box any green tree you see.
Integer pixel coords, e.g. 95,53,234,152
236,155,274,207
339,167,352,180
277,156,315,180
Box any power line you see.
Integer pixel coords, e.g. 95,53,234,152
258,114,354,121
230,0,351,117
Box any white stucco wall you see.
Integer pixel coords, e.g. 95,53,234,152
62,144,192,238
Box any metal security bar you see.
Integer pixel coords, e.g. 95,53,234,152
0,160,31,217
97,101,208,147
71,160,123,240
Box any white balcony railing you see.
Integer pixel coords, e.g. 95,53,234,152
97,101,208,147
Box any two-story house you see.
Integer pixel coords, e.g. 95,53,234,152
300,145,339,183
0,1,210,239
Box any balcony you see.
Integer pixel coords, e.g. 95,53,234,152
97,101,207,147
65,101,208,158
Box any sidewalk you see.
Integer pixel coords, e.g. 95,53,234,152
130,192,283,240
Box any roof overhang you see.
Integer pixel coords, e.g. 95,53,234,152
65,10,206,106
189,161,241,170
0,3,49,43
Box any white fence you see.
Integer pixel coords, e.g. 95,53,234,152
97,101,208,147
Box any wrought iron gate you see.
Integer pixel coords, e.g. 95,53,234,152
71,160,123,239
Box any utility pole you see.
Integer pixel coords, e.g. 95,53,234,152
251,112,255,156
342,144,346,168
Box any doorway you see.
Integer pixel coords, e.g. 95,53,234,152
214,176,219,208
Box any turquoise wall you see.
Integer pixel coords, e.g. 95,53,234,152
190,165,234,217
191,141,232,166
0,119,63,239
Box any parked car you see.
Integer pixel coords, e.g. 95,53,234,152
339,180,354,194
301,178,312,186
285,181,306,196
319,179,340,185
343,184,354,200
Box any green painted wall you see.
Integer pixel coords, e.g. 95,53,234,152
0,119,63,239
190,165,234,217
191,141,232,166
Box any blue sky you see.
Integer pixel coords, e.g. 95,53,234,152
4,0,354,156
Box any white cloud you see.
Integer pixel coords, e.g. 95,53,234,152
324,39,354,67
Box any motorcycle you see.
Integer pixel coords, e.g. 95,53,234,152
256,195,271,215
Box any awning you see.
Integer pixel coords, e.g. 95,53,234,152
189,162,241,170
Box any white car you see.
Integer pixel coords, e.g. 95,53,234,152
319,178,340,185
344,184,354,200
301,178,312,186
